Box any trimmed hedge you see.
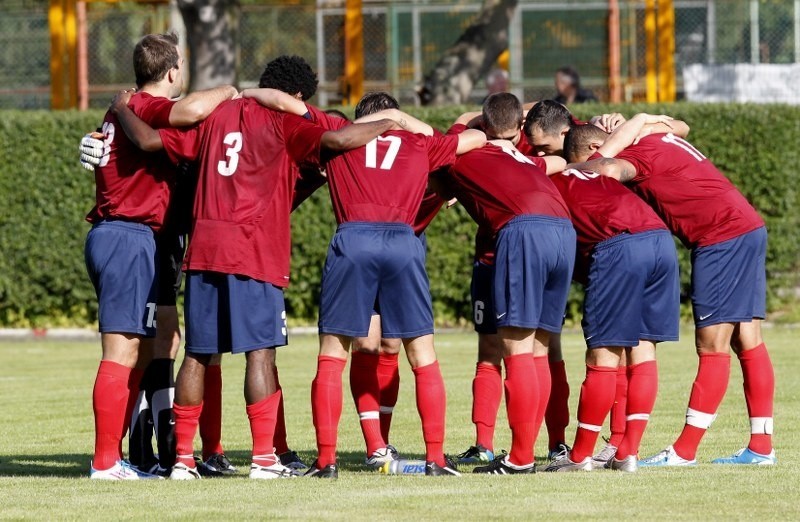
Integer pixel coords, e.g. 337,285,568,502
1,104,799,327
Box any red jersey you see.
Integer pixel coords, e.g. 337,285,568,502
413,190,445,235
289,124,459,225
615,133,764,248
158,98,318,286
87,92,176,231
444,138,570,235
549,168,667,257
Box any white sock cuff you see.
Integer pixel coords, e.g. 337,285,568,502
626,413,650,422
359,411,380,421
379,406,394,414
686,408,717,429
577,422,603,432
750,417,774,435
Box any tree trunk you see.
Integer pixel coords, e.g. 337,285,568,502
176,0,238,91
418,0,518,106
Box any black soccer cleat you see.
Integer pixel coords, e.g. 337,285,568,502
473,455,536,475
425,456,461,477
278,450,309,470
303,460,338,479
196,453,238,477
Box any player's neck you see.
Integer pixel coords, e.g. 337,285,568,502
138,81,173,99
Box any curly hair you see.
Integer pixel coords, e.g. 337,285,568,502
258,55,318,101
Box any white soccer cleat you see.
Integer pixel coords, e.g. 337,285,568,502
591,442,618,469
90,459,162,480
169,462,202,480
544,453,593,472
365,446,399,469
249,460,299,479
638,445,696,467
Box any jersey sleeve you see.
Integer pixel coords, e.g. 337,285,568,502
446,123,468,136
283,113,329,167
305,105,349,131
426,134,460,172
137,96,175,128
528,155,548,171
615,136,657,182
159,125,202,165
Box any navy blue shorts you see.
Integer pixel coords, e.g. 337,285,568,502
493,215,575,332
471,261,497,334
184,272,287,354
84,220,158,337
319,222,433,338
582,230,680,348
691,227,767,327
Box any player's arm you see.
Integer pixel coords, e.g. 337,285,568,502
640,119,690,139
168,85,238,126
455,129,487,154
453,111,483,128
239,88,309,116
110,90,164,152
319,118,399,151
541,155,567,174
354,108,434,136
597,113,673,158
589,113,627,132
567,157,637,183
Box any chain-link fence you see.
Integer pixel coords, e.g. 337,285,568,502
3,0,800,109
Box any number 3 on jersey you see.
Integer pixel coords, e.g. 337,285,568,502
218,131,243,176
365,135,401,170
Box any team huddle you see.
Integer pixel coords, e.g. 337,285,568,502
80,32,775,480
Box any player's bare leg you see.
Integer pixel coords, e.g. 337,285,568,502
459,333,503,464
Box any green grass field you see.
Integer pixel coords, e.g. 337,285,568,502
1,328,798,520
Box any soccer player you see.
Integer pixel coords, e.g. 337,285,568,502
288,91,486,478
109,80,401,480
569,114,776,467
84,32,236,480
439,93,576,475
543,120,680,473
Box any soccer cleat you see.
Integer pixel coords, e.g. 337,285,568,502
249,460,299,479
425,456,461,477
196,453,238,477
278,450,309,470
711,447,776,465
386,444,400,459
609,455,638,473
456,444,495,464
544,453,593,472
365,446,399,469
142,462,171,477
547,442,571,461
473,455,535,475
638,446,696,467
591,443,618,470
90,460,162,480
169,462,202,480
303,460,338,479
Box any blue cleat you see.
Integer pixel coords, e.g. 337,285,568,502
638,445,696,467
712,447,776,465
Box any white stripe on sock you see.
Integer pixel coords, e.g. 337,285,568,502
359,411,380,421
627,413,650,421
685,408,716,429
750,417,773,435
379,406,394,414
577,422,603,432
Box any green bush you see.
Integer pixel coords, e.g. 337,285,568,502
1,104,798,327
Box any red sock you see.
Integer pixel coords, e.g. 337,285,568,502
311,356,346,468
412,361,446,466
738,343,774,454
377,352,400,444
120,367,144,455
608,365,629,447
504,353,538,466
471,362,502,450
200,364,224,459
672,352,731,460
350,351,385,455
545,359,570,449
173,402,203,467
272,366,289,455
616,361,658,459
533,356,551,449
247,390,281,466
571,365,617,462
92,361,132,470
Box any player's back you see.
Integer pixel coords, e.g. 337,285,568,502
449,143,570,234
325,130,458,225
617,133,763,248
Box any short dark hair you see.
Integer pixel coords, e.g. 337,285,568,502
563,124,608,163
556,66,581,87
133,32,180,88
354,92,399,118
482,92,522,138
258,55,318,101
523,99,574,137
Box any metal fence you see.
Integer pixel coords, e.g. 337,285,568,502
3,0,800,109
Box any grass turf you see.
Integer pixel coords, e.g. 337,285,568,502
0,328,797,520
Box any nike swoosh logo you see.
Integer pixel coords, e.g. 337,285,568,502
496,312,507,319
699,313,714,321
585,335,595,341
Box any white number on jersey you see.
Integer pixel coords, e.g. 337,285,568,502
217,132,244,176
500,146,535,165
562,168,601,181
365,135,402,170
661,133,706,162
98,121,115,167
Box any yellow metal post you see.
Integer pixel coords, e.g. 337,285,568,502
49,0,66,109
344,0,364,106
65,0,79,108
644,0,657,103
657,0,676,101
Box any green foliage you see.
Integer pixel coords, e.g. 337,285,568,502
1,104,799,327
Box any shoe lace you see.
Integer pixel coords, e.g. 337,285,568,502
456,446,480,459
